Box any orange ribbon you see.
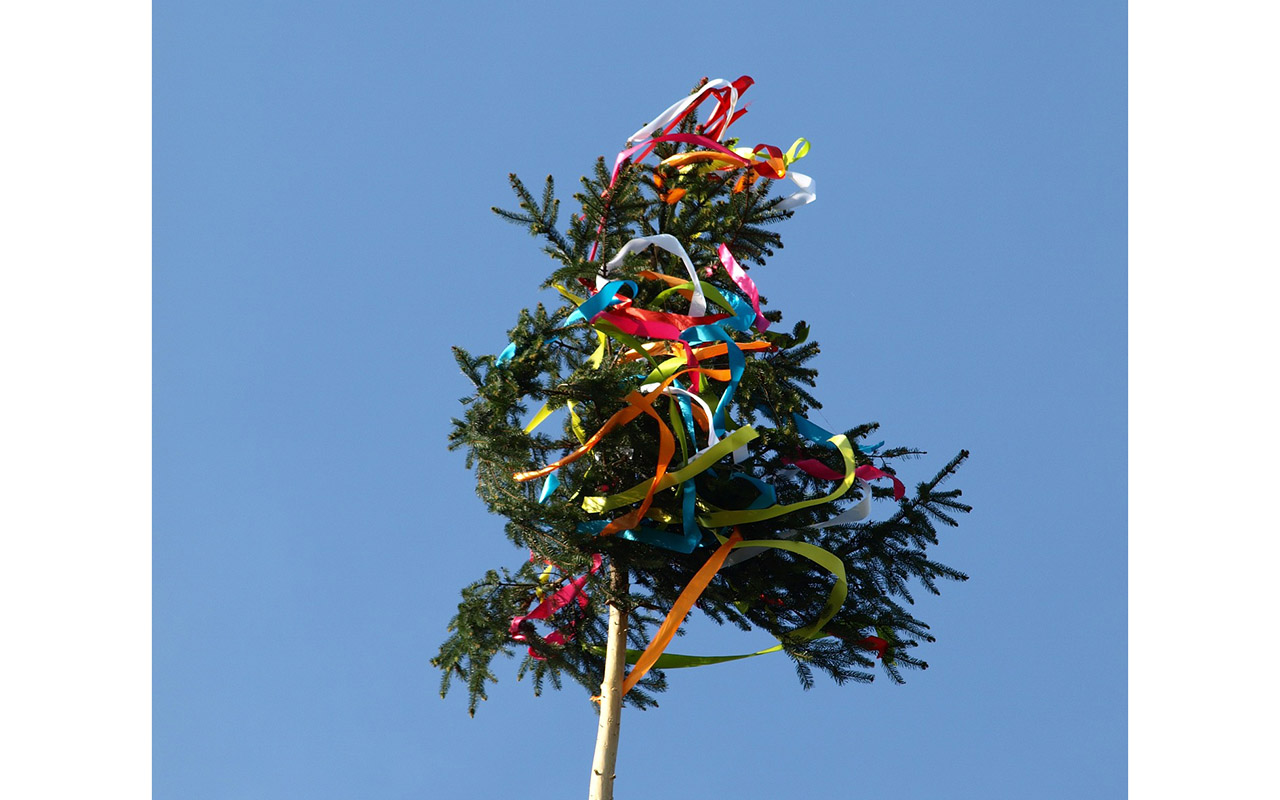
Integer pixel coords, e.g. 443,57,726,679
621,528,744,696
598,387,676,536
514,368,717,537
619,339,773,363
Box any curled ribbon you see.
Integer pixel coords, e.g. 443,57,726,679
603,234,707,316
716,244,769,332
588,77,814,261
629,76,754,148
510,553,603,659
617,531,870,695
501,79,897,688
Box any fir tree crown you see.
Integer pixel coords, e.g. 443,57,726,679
434,77,970,716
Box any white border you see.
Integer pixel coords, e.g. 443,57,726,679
6,2,1280,795
1131,2,1279,795
0,4,151,796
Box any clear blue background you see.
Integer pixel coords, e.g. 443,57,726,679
154,2,1125,797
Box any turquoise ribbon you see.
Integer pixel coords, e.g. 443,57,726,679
793,412,883,454
537,472,560,503
680,325,744,437
497,279,638,365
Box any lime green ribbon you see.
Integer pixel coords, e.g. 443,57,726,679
651,282,738,316
697,433,857,527
581,425,760,513
607,535,847,669
784,137,810,165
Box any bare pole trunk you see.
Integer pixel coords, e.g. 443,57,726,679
588,560,628,800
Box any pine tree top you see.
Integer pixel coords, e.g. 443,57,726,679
434,77,970,715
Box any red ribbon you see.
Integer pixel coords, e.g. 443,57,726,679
510,553,603,659
858,636,888,659
781,458,907,501
595,307,733,342
589,75,757,261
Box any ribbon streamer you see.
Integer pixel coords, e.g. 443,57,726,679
604,234,707,317
497,79,910,687
629,76,752,144
510,554,603,659
619,532,849,694
716,244,770,332
721,478,874,567
588,78,811,260
621,530,743,695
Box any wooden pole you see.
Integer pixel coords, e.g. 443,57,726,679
588,560,628,800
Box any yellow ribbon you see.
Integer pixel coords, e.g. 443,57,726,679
697,433,858,527
581,425,760,513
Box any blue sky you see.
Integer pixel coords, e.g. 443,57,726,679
151,2,1126,797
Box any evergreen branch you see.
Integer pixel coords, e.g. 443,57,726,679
492,173,571,260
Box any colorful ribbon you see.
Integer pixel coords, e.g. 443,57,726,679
500,79,900,686
616,532,861,694
621,530,743,695
510,553,603,659
629,76,753,144
588,77,813,261
603,235,706,316
716,244,769,332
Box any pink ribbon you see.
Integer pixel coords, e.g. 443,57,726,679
509,554,603,659
595,306,731,342
716,244,769,332
591,84,757,260
781,458,907,501
628,75,754,149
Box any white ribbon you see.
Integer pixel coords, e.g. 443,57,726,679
775,171,816,211
603,234,707,316
630,78,735,142
660,385,722,454
722,479,872,567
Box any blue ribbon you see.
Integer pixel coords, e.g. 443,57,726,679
537,471,560,504
497,280,637,365
793,412,882,454
564,280,637,326
680,325,744,437
578,519,702,554
731,473,777,509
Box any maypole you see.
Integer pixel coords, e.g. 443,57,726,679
435,77,971,798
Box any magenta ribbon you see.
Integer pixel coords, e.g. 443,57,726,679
781,458,907,501
717,244,769,332
595,307,732,342
509,553,604,659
